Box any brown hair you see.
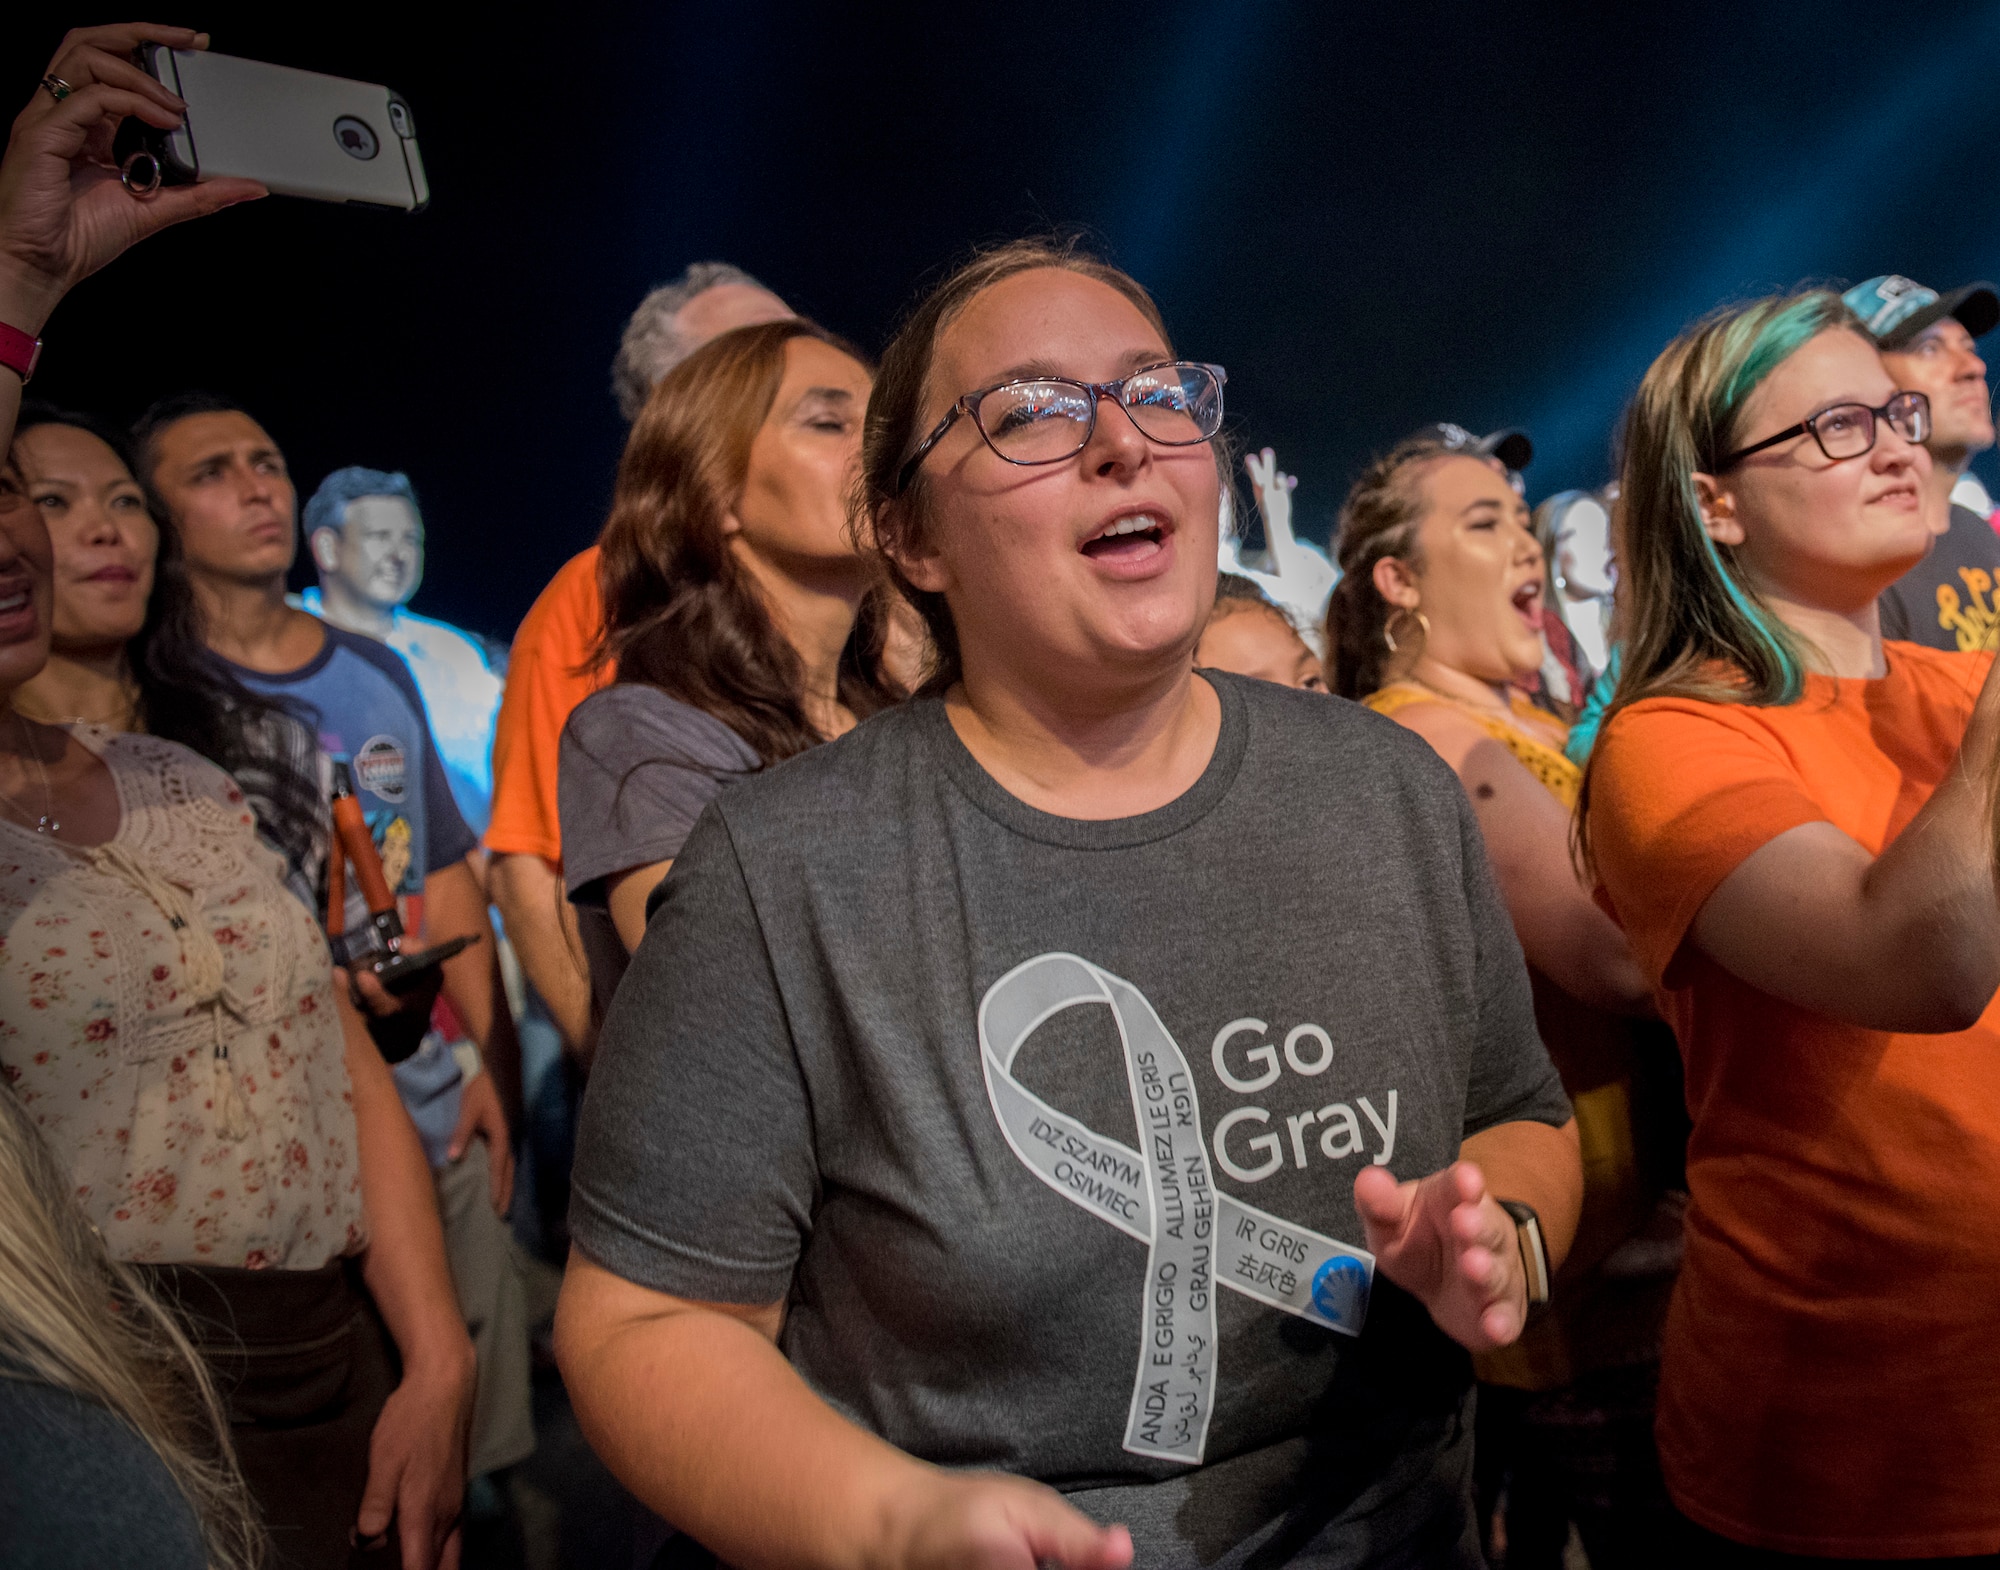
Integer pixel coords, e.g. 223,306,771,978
1574,290,1849,864
593,317,895,763
858,237,1176,695
1322,436,1453,700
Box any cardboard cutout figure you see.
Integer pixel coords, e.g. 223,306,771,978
1538,489,1616,679
302,468,505,834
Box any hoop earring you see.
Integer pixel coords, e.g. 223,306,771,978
1382,607,1430,655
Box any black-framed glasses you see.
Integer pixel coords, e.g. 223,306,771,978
894,360,1227,495
1717,390,1930,470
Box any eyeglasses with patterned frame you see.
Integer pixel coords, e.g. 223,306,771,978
893,360,1227,496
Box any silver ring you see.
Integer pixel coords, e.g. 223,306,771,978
120,150,162,199
39,75,74,104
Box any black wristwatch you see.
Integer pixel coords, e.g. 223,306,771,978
1498,1200,1551,1306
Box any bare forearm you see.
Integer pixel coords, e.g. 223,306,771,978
555,1257,924,1570
489,853,594,1054
1686,658,2000,1031
1860,745,2000,1008
1461,1118,1581,1271
0,273,34,455
343,1001,475,1375
1515,895,1654,1017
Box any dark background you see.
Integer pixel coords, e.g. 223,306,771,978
18,2,2000,642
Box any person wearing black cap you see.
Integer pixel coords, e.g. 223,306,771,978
1843,274,2000,652
1416,422,1534,495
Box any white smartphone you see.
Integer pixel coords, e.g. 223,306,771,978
128,46,428,211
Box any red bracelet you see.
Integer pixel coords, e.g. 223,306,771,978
0,320,42,384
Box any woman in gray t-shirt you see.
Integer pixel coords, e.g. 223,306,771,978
558,242,1584,1570
556,317,900,1022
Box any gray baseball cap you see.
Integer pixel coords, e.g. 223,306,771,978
1414,422,1533,473
1842,274,2000,350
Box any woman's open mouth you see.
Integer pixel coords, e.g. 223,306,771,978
1080,511,1170,564
1510,579,1543,631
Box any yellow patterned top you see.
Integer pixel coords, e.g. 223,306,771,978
1363,680,1582,809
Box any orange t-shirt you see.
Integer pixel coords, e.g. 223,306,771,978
485,546,611,862
1588,642,2000,1557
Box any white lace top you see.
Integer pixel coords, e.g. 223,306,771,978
0,728,364,1269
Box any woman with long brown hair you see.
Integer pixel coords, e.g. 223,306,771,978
557,317,894,1017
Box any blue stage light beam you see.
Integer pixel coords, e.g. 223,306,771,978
1522,11,2000,493
1102,0,1284,292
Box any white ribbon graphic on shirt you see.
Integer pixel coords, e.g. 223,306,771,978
979,952,1375,1466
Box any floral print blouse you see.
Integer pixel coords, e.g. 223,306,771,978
0,728,364,1269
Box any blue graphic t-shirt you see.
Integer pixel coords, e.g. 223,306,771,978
227,621,479,1163
297,590,504,834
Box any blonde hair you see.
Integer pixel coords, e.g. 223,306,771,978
0,1084,262,1569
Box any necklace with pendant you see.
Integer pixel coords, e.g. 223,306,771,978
0,713,62,835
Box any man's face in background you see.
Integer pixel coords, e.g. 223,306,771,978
1883,318,1995,461
315,493,424,612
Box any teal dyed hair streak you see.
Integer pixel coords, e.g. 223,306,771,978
1692,291,1856,705
1564,646,1619,766
1577,287,1860,866
1709,292,1847,432
1691,482,1805,703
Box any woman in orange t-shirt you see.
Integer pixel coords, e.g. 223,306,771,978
1583,288,2000,1562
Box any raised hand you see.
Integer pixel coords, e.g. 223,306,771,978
1243,446,1299,557
0,24,265,332
1353,1159,1527,1351
1237,446,1335,632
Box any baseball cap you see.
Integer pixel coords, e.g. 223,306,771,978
1841,274,2000,350
1414,422,1534,474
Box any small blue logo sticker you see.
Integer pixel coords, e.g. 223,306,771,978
1310,1255,1369,1329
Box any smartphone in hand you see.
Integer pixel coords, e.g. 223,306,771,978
121,45,429,211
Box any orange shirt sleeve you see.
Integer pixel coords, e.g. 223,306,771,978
485,546,610,862
1587,698,1827,987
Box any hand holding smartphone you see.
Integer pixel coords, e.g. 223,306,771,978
371,932,479,994
119,44,428,210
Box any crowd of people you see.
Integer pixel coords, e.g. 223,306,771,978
4,21,2000,1570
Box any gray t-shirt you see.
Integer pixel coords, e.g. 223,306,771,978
1879,502,2000,651
571,673,1568,1569
558,683,760,1020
